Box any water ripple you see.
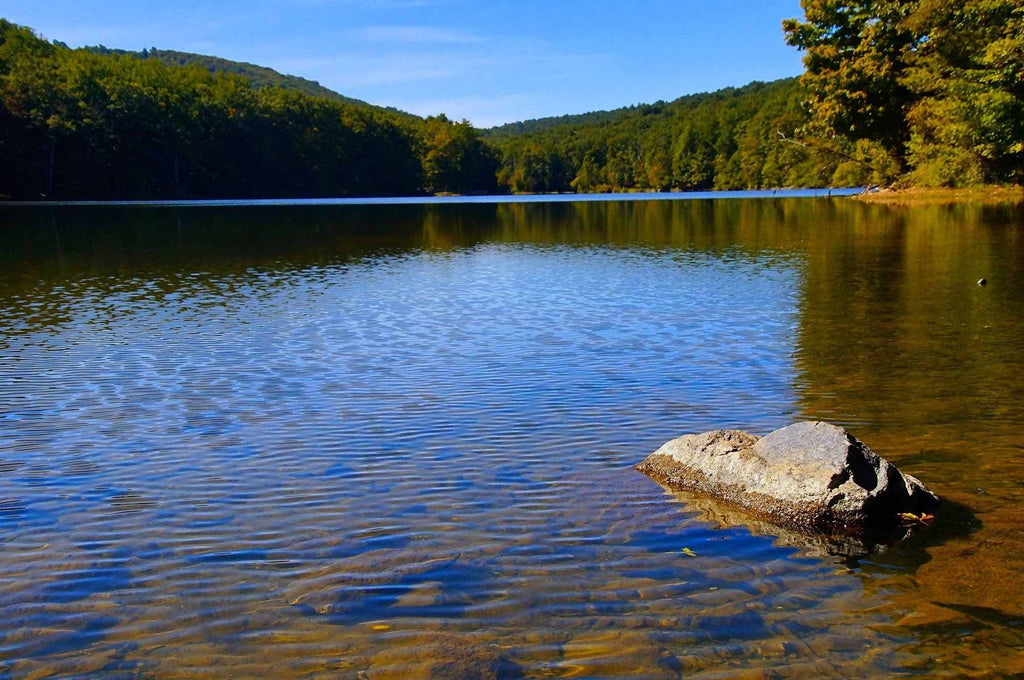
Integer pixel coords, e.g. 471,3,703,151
1,201,1022,677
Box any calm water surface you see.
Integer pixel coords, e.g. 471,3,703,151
0,198,1022,678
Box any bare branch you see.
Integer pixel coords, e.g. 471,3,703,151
776,131,883,175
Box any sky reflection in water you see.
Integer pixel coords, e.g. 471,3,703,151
0,197,1022,677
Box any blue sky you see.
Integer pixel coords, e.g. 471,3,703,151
3,1,807,127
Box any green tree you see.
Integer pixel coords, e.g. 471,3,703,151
0,22,74,196
902,0,1024,185
783,0,1023,186
0,20,458,199
783,0,918,157
420,115,498,194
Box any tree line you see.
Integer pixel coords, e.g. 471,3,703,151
490,0,1022,193
486,79,833,193
0,20,498,200
2,2,1021,201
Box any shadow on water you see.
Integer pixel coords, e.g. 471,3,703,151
924,601,1024,631
647,481,981,570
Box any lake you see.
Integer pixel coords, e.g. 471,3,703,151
1,195,1022,678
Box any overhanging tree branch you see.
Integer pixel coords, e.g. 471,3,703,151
776,131,883,192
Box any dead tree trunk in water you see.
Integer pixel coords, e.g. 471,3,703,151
173,150,181,198
44,139,55,199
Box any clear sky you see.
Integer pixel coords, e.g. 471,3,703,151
3,1,807,127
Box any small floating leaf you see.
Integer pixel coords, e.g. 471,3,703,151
371,624,391,631
899,512,936,526
681,547,697,557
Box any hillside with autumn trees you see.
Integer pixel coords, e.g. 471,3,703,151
0,1,1021,200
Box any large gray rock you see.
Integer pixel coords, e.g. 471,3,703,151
636,421,938,533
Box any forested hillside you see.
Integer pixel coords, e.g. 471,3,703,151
1,0,1021,201
487,79,832,193
486,108,641,139
0,20,496,199
488,0,1023,193
85,46,406,114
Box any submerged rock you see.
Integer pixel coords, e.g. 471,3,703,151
365,632,522,680
637,421,938,534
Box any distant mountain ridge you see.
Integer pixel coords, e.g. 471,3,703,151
485,109,629,137
84,46,414,118
0,19,506,200
3,16,828,200
484,80,796,137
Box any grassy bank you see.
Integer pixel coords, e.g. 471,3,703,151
852,186,1024,205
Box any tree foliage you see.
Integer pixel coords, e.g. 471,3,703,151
784,0,1023,186
0,20,494,199
491,2,1022,190
85,45,410,115
421,115,499,194
3,5,1021,200
489,80,836,193
903,0,1024,185
782,1,916,155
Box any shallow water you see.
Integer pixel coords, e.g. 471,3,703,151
0,198,1022,678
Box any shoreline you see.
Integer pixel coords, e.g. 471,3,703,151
852,186,1024,205
0,188,861,208
6,186,1023,207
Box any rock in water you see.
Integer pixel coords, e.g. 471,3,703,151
636,421,938,533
